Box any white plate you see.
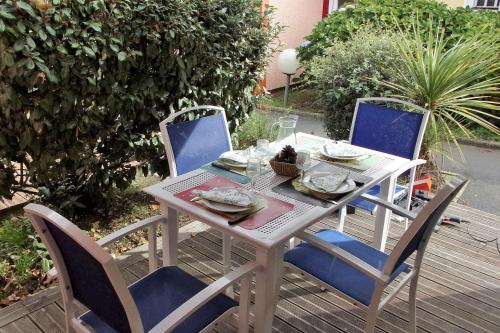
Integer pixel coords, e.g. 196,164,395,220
303,172,357,195
321,144,367,160
219,150,247,165
217,159,247,168
200,199,252,213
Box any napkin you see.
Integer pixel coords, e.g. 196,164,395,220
310,173,348,193
324,143,362,157
193,187,257,207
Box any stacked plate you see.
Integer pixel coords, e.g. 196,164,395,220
320,143,368,161
218,151,248,168
193,187,258,213
302,171,356,198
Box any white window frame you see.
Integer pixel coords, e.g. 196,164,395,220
328,0,339,13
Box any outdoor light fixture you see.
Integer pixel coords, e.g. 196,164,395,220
277,48,299,107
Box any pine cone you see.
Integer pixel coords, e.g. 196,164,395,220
277,145,297,164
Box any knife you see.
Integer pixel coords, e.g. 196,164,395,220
228,206,265,225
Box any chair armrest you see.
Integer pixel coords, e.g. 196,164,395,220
360,193,417,220
296,231,390,283
97,215,166,247
391,159,426,180
149,261,260,333
49,215,168,279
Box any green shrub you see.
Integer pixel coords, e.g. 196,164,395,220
0,0,278,214
309,28,401,139
0,217,53,294
0,218,30,246
232,110,278,149
298,0,499,64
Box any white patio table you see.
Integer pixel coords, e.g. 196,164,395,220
144,132,412,333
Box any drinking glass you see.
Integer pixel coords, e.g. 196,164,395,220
246,158,261,191
256,139,270,153
296,151,311,182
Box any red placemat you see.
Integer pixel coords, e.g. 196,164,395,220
174,176,294,230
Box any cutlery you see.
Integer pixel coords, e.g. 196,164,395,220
228,206,264,225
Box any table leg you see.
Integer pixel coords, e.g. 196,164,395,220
373,177,396,251
160,202,178,266
253,244,285,333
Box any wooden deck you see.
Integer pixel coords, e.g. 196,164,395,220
1,202,500,333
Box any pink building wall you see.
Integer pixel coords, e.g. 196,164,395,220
266,0,324,90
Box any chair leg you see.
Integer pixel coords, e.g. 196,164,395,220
408,275,419,333
337,206,347,232
223,234,232,273
237,275,251,333
365,283,384,333
289,237,299,249
147,225,158,273
222,234,233,296
364,305,378,333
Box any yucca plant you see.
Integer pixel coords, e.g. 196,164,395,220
382,21,500,180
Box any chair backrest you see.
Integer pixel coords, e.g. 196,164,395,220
349,98,429,160
24,204,143,333
159,105,232,177
383,177,467,276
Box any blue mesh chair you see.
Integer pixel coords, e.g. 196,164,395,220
284,177,467,333
159,105,234,279
160,105,232,177
338,98,429,231
24,204,257,333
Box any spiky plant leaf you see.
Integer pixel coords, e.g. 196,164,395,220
382,20,500,161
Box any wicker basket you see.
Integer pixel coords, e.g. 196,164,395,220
269,158,300,177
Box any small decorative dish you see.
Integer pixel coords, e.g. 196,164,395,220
270,145,300,177
269,159,300,177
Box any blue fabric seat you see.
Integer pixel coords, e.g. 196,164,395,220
338,98,429,232
284,229,410,306
284,178,467,332
81,266,237,333
160,106,232,177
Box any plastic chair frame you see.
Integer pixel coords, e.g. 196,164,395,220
24,203,257,333
338,97,430,231
285,177,467,333
159,105,235,287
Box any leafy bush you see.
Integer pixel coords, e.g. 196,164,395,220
0,0,278,214
308,28,401,139
232,110,278,149
298,0,499,64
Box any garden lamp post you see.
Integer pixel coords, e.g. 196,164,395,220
277,48,299,107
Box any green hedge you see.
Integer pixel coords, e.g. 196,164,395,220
298,0,499,64
308,28,401,139
0,0,278,213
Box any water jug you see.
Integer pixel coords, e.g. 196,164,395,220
271,115,298,147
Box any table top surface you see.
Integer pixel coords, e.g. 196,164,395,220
144,133,410,249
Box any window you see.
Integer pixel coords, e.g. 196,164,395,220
474,0,500,8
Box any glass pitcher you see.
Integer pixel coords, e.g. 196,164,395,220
271,115,298,147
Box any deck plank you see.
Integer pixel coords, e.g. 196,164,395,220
28,304,65,333
0,317,42,333
1,203,500,333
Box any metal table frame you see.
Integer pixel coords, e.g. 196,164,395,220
144,133,411,333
